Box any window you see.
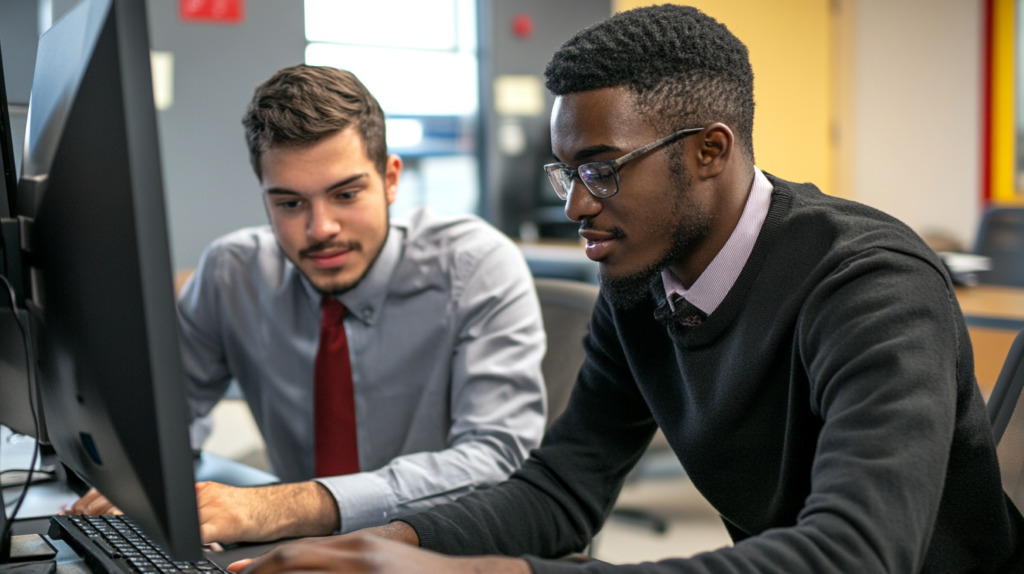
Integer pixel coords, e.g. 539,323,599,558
304,0,479,217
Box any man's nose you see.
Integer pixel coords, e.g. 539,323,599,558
564,179,601,223
308,200,341,240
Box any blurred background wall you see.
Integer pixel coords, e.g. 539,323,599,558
0,0,1002,265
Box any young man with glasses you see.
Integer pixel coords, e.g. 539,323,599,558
230,6,1022,574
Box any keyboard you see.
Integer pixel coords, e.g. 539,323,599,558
47,515,228,574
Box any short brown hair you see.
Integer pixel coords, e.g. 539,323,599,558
243,65,387,179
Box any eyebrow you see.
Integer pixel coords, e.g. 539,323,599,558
265,173,369,195
552,144,623,165
574,145,620,162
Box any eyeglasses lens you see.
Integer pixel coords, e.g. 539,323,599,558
546,167,570,199
579,164,617,197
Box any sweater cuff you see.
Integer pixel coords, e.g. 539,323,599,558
313,472,398,533
396,513,442,551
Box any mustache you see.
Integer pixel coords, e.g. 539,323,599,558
579,220,626,240
299,240,362,259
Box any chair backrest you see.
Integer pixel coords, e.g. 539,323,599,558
975,208,1024,287
989,328,1024,515
534,278,600,427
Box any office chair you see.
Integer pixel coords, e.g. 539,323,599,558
534,278,600,426
533,278,675,538
989,328,1024,516
975,208,1024,287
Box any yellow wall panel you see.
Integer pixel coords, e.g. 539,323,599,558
613,0,832,195
992,0,1016,203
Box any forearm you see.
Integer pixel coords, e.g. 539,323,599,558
362,521,419,546
316,438,529,533
367,522,531,574
402,467,597,559
197,481,340,543
260,482,340,539
408,298,658,559
402,432,646,559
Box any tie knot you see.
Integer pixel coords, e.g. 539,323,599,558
321,297,345,324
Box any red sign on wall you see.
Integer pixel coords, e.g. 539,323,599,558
180,0,245,25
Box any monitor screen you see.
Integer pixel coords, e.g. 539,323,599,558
16,0,201,561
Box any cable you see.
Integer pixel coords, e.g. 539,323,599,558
0,273,38,547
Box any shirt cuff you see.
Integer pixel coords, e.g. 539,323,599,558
313,472,399,533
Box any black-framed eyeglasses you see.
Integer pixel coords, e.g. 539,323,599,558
543,127,705,200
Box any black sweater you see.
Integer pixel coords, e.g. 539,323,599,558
403,176,1023,573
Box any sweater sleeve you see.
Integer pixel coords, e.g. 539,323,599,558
406,247,970,573
402,292,660,558
521,249,965,573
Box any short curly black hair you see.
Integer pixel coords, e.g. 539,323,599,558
544,4,755,160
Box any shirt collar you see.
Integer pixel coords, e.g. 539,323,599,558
662,167,774,315
297,221,407,326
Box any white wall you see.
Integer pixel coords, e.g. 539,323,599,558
851,0,983,249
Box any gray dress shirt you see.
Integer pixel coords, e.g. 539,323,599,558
177,208,547,532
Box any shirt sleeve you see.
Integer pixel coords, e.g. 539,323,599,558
177,244,235,438
315,236,548,532
406,249,979,574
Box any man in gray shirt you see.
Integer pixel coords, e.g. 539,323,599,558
70,65,547,544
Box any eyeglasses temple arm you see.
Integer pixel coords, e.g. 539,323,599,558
611,127,705,168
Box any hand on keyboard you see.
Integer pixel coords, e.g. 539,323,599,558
65,481,340,544
227,528,529,574
65,488,123,516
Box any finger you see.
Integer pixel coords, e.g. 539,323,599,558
84,496,116,516
67,489,101,514
226,559,252,573
242,546,368,574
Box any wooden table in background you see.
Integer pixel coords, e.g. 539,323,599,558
954,285,1024,395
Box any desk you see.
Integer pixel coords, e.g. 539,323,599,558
954,285,1024,395
4,450,280,572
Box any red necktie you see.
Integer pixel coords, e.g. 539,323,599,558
314,297,360,477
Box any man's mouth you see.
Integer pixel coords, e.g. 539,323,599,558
579,227,624,262
301,242,360,269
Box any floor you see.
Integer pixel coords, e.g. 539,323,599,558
203,400,734,565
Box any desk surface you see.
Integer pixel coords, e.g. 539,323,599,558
952,285,1024,394
955,284,1024,329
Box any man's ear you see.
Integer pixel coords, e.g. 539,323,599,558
384,154,402,205
694,122,734,180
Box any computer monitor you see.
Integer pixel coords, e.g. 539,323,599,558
0,10,41,442
9,0,201,561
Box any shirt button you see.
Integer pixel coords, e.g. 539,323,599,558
362,307,373,318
